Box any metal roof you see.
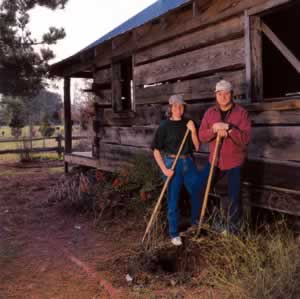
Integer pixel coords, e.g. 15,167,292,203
83,0,190,51
50,0,191,71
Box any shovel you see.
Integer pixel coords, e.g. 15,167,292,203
195,133,221,238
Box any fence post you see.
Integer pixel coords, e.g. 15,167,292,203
64,77,72,173
56,134,63,159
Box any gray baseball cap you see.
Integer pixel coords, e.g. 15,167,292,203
168,94,186,105
215,80,233,93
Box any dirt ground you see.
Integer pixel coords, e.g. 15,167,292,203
0,161,214,299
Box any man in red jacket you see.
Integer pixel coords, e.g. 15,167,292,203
198,80,251,233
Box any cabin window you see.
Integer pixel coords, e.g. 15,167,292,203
261,3,300,99
111,56,134,112
249,2,300,100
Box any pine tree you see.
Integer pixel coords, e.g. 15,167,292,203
0,0,68,97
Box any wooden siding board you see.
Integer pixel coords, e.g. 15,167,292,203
251,110,300,125
101,106,163,126
249,126,300,161
135,0,268,51
134,38,245,86
100,99,300,126
96,142,300,192
98,124,300,161
94,68,111,85
111,63,122,112
248,0,293,15
135,16,244,65
95,42,112,68
250,16,263,101
112,31,136,58
135,70,246,105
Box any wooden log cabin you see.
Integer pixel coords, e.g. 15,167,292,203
50,0,300,217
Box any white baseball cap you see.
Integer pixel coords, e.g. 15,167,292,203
215,80,233,93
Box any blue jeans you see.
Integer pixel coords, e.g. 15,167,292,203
199,163,241,230
163,157,202,238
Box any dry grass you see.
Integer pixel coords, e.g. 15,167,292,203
197,223,300,299
46,160,300,299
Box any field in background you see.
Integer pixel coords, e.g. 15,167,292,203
0,125,84,161
0,125,81,138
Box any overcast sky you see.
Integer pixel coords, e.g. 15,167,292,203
29,0,156,63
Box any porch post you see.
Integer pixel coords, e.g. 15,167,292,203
64,77,72,173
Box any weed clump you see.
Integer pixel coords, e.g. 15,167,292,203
49,155,164,226
199,223,300,299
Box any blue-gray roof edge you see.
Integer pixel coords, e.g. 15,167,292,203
51,0,191,68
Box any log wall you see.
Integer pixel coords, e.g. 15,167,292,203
86,0,300,215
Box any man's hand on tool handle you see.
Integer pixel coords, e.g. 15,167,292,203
217,129,228,138
212,122,229,133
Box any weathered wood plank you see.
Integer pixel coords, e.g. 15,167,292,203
100,126,156,147
99,99,300,126
135,70,246,104
185,102,300,125
98,124,300,162
242,186,300,216
94,68,111,85
193,0,212,17
251,110,300,125
96,142,300,191
112,31,136,58
249,126,300,161
51,61,93,78
186,101,300,125
246,99,300,111
244,11,252,101
195,154,300,192
65,153,100,169
67,143,300,215
98,142,152,172
135,16,244,65
101,106,163,126
248,0,293,15
250,16,263,101
111,62,122,112
95,42,112,68
199,126,300,161
134,38,245,86
135,0,267,51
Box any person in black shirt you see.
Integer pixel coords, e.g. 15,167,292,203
151,95,201,246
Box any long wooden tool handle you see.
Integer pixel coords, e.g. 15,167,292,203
196,134,221,237
142,129,190,244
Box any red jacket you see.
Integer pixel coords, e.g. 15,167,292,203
198,103,251,170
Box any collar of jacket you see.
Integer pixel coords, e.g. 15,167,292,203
212,102,236,112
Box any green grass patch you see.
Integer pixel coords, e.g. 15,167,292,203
47,167,64,174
